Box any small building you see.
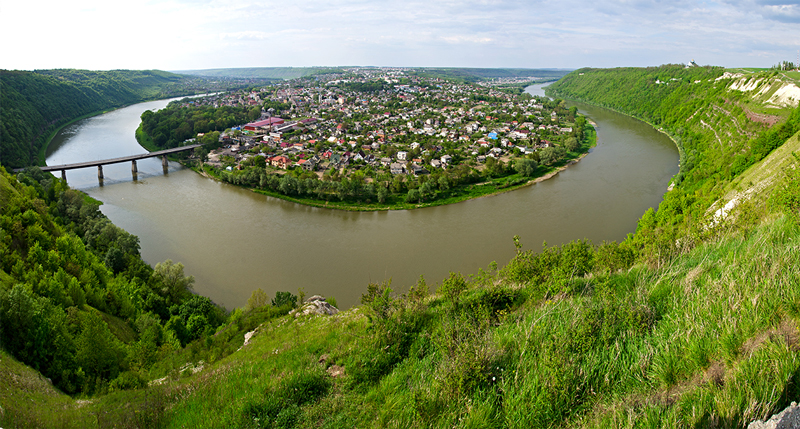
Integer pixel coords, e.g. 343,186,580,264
390,162,405,175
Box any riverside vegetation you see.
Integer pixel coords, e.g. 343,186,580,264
1,64,800,428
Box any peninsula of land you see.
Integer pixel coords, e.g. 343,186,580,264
137,68,595,210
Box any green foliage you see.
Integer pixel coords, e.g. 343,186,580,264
0,166,229,395
139,103,257,150
501,238,595,296
246,288,270,311
438,272,468,303
0,69,191,168
514,158,538,177
152,260,194,307
770,160,800,222
271,291,297,309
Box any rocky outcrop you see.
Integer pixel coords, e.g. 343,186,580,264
748,402,800,429
292,295,339,317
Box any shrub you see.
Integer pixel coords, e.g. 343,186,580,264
271,291,297,309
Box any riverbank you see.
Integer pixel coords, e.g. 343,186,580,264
546,88,685,178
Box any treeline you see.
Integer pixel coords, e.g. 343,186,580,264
0,69,200,169
0,166,234,394
140,103,261,149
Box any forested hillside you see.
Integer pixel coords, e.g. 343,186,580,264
0,166,236,395
0,69,197,169
549,65,800,265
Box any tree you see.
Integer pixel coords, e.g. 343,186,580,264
152,259,194,306
565,137,580,152
539,146,566,166
515,158,538,177
377,185,388,203
406,188,421,204
246,288,270,311
76,310,125,389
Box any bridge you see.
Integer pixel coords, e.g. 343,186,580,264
16,144,202,181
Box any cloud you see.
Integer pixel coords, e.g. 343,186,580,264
1,0,798,70
759,2,800,22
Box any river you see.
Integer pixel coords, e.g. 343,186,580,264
45,84,679,309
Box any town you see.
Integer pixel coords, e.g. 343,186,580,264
139,68,592,208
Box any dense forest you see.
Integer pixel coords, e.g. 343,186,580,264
0,165,307,400
0,69,240,169
139,102,261,149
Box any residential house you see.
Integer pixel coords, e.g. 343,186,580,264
270,155,290,170
390,162,405,175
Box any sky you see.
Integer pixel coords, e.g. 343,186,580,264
1,0,798,71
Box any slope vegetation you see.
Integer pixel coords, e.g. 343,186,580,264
0,69,191,169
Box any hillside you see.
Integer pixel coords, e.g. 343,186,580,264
548,65,800,264
0,69,238,169
173,66,572,83
2,65,800,428
173,67,338,80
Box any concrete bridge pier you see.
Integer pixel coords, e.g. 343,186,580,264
131,160,138,173
61,170,67,182
161,155,168,168
97,165,104,179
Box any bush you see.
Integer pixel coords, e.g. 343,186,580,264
109,371,147,391
272,291,297,309
515,158,538,177
770,162,800,222
594,240,636,273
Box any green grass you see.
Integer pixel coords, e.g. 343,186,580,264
722,130,800,207
3,211,800,428
0,349,95,428
154,214,800,428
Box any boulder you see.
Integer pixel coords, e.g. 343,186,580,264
748,402,800,429
293,295,339,317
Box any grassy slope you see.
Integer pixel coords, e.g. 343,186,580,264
715,130,800,215
0,349,95,428
3,212,799,428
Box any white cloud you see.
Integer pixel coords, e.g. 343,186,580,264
0,0,797,70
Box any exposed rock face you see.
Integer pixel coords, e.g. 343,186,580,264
748,402,800,429
293,295,339,317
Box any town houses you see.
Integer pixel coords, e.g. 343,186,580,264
196,67,581,181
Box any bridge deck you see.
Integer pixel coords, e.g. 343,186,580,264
15,144,203,172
